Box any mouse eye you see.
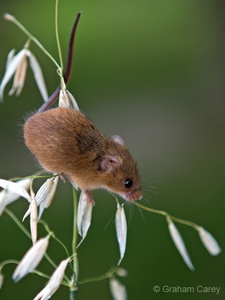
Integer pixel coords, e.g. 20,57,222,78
125,179,133,189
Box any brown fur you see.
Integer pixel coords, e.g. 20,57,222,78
24,108,142,201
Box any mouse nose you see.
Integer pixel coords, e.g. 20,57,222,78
126,188,142,201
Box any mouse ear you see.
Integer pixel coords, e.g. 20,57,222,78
100,155,122,173
111,135,126,146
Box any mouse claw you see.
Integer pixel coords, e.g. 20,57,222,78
59,173,67,182
66,174,79,190
83,190,95,206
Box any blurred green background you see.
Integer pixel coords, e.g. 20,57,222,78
0,0,224,299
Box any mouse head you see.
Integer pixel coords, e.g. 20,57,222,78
99,135,142,201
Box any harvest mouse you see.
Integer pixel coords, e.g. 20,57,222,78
24,107,142,201
23,13,142,201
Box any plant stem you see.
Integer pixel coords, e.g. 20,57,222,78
39,219,71,258
55,0,64,75
5,208,60,270
0,259,19,272
10,174,57,182
72,189,79,279
79,266,117,285
39,219,72,283
134,202,199,230
4,13,60,69
44,253,57,269
37,12,81,113
70,188,79,299
168,215,199,229
5,208,31,238
70,288,78,300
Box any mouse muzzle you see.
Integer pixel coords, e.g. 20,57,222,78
124,188,142,201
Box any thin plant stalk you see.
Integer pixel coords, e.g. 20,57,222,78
39,219,71,259
55,0,64,76
0,260,19,272
39,219,71,283
5,208,57,269
5,208,31,238
79,266,117,285
37,12,81,113
4,14,60,70
70,188,79,300
134,202,199,230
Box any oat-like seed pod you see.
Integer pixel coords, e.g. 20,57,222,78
167,218,195,271
33,258,70,300
110,277,127,300
115,203,127,265
12,237,49,282
198,227,221,256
